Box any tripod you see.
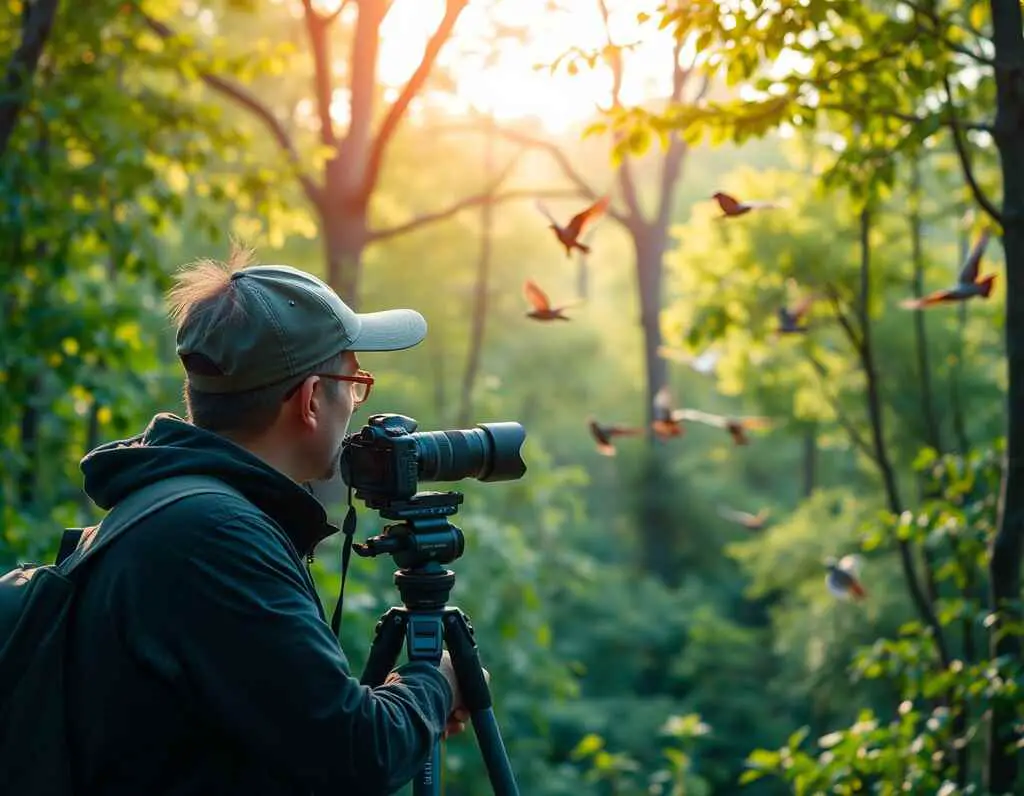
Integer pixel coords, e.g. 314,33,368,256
354,491,520,796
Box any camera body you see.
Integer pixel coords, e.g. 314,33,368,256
340,413,527,507
341,415,423,502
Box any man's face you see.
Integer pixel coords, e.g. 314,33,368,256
316,351,361,481
280,351,361,484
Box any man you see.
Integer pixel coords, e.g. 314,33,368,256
66,247,471,795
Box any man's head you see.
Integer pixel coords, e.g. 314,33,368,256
167,245,426,484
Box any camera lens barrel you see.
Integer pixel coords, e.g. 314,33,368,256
412,422,526,484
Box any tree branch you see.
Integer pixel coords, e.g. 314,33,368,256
0,0,59,160
320,0,351,26
858,205,951,668
818,102,992,133
301,0,337,149
942,73,1004,226
141,13,324,208
823,283,864,352
446,124,629,227
596,0,643,223
803,350,878,463
368,187,585,242
361,0,469,198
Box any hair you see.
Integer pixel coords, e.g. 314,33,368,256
167,240,342,437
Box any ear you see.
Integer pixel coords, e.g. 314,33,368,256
291,376,323,431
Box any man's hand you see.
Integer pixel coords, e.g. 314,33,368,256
438,650,490,739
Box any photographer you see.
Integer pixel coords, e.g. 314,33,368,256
65,248,471,795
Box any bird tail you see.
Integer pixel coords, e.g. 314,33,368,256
850,579,867,600
978,273,997,297
575,242,592,254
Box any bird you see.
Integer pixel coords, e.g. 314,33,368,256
717,505,770,530
536,196,610,256
675,408,773,446
712,191,782,218
900,228,995,309
651,386,688,439
824,555,867,601
588,417,642,456
523,279,579,321
777,283,816,334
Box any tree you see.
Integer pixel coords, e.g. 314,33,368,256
621,0,1023,787
138,0,556,306
0,0,59,160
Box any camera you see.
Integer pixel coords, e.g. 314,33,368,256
340,414,527,507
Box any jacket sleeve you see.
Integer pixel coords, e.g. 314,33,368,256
119,503,453,794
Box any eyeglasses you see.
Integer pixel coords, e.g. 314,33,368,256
316,369,375,407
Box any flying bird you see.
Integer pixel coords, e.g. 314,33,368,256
717,505,770,530
777,283,816,334
900,228,995,309
536,196,610,256
523,279,579,321
675,408,772,446
588,417,642,456
712,191,782,218
824,555,867,601
651,386,687,439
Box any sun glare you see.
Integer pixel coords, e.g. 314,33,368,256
375,0,674,134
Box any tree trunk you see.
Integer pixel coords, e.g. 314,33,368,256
802,425,817,498
0,0,59,160
635,227,668,434
909,157,942,451
322,204,369,307
457,117,495,427
986,2,1024,789
633,226,675,583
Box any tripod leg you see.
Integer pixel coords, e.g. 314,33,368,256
360,608,407,687
404,613,445,796
444,609,520,796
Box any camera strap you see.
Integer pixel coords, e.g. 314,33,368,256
329,484,358,639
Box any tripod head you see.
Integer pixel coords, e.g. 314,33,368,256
352,491,465,608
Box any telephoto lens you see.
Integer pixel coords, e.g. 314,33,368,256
412,422,526,484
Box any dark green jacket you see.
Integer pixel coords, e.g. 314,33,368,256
67,413,452,795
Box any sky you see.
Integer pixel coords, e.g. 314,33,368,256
341,0,677,134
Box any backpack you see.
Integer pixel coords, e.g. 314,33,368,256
0,475,237,794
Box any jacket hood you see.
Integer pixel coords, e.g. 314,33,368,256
81,413,337,555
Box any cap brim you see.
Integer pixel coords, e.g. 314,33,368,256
347,309,427,352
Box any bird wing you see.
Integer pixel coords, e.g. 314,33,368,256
524,280,551,311
606,424,642,437
900,288,958,309
737,416,773,431
958,227,992,284
717,505,752,524
534,200,560,227
790,294,815,319
677,408,728,427
713,192,741,214
566,195,610,238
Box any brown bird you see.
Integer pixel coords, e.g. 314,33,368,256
652,386,688,439
676,408,772,446
712,191,782,218
536,196,610,256
900,228,996,309
825,555,867,601
588,417,642,456
523,279,579,321
717,505,770,530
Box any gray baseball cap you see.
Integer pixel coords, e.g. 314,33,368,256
176,265,427,393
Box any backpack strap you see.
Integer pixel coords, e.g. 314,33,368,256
60,476,243,576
